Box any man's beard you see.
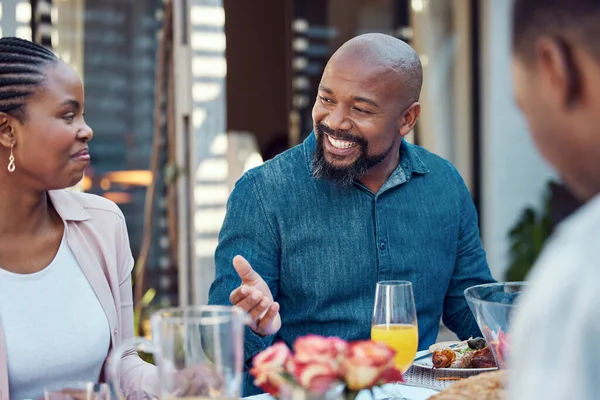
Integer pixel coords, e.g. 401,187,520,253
312,123,394,186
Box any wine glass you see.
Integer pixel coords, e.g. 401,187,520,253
371,280,419,374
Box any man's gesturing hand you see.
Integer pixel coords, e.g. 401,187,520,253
228,255,281,336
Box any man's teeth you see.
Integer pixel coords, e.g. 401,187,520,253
327,135,357,149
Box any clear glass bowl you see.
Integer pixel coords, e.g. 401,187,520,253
464,282,527,369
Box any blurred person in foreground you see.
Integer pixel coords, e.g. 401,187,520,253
0,37,157,399
510,0,600,399
208,33,495,395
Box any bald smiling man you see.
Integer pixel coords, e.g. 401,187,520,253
208,33,495,395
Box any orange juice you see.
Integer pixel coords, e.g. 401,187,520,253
371,324,419,373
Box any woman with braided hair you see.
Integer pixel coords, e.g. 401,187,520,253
0,37,158,399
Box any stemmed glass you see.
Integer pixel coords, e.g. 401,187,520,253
371,280,419,374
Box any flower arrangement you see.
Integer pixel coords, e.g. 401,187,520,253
249,335,404,400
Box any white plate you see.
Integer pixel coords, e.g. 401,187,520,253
411,349,498,373
375,383,439,400
245,384,439,400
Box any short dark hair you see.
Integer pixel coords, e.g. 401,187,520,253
512,0,600,61
0,37,58,122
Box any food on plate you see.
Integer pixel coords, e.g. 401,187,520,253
431,349,456,368
427,370,506,400
447,350,475,368
467,336,486,350
430,337,498,369
471,346,496,369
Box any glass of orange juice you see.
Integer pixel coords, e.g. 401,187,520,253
371,280,419,374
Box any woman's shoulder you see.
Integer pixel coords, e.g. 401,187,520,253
50,190,133,276
49,189,126,225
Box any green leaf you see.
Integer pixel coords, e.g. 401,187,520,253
505,180,555,281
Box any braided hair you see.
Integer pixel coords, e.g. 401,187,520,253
0,37,58,122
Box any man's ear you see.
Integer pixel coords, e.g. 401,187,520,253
399,102,421,137
0,112,15,149
535,36,582,109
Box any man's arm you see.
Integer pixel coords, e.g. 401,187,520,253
442,173,496,340
208,173,281,366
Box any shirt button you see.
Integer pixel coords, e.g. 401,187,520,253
114,329,118,335
380,242,386,250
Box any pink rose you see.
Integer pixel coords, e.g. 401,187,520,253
250,343,292,396
289,360,338,394
252,370,288,397
342,341,404,391
252,342,291,372
289,335,349,393
293,335,348,371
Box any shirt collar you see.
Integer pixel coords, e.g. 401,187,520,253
48,189,92,222
403,140,429,175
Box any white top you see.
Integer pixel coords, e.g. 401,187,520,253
0,236,110,400
509,194,600,400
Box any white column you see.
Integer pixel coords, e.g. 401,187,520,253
188,0,228,305
479,0,555,279
172,0,195,307
410,0,474,191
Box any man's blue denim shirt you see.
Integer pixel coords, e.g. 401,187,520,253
208,133,495,395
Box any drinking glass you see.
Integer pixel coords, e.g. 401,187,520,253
371,280,419,374
44,382,109,400
464,282,526,369
109,305,248,400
